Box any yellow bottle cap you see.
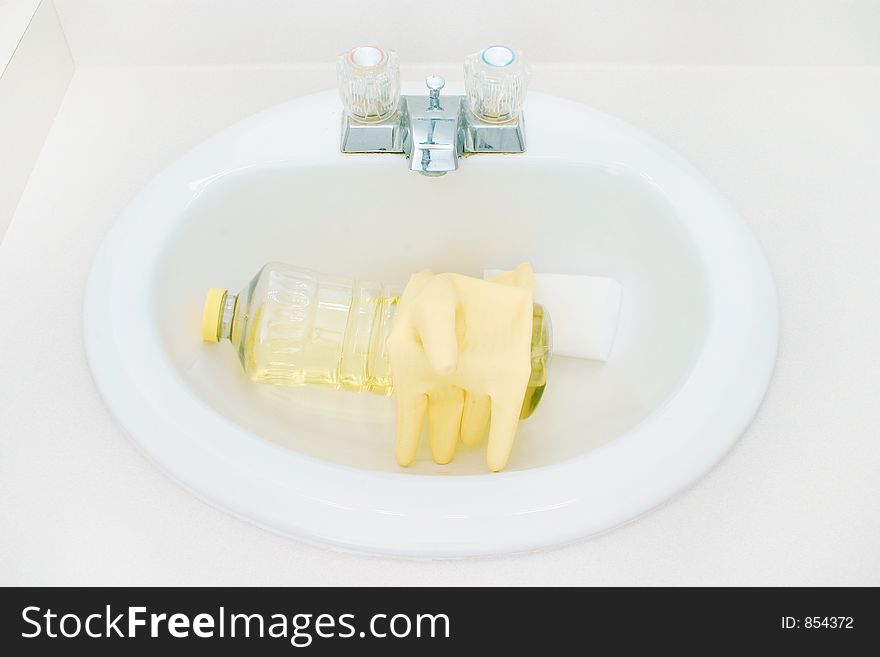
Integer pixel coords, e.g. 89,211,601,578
201,288,228,342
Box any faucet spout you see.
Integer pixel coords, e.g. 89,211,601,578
402,76,461,176
407,119,459,176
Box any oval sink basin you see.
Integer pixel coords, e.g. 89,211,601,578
84,90,778,557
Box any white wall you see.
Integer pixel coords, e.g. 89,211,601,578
54,0,880,66
0,0,42,75
0,0,73,238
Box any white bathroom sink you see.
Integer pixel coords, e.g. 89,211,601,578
84,89,777,557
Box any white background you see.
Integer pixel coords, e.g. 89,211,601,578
1,0,878,585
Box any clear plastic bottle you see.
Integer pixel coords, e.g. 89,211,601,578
202,262,552,418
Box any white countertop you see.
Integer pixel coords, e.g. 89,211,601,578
1,57,878,584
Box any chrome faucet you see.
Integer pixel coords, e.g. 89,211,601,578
337,45,528,176
402,75,462,176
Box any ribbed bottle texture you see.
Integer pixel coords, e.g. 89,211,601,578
230,263,398,394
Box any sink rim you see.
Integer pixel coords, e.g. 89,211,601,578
83,90,778,557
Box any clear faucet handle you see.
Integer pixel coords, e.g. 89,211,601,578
337,45,400,122
464,45,529,124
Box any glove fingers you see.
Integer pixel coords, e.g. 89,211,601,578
460,391,491,447
486,393,524,472
395,391,427,466
427,387,465,465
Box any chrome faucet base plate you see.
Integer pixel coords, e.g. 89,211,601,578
461,112,526,153
339,101,405,153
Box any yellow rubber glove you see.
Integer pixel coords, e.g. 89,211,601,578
387,263,535,472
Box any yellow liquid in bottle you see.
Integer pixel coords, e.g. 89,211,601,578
520,302,551,419
239,273,398,394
